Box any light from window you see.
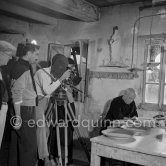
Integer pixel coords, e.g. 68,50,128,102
144,44,162,104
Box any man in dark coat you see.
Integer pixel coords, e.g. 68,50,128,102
104,88,138,125
102,88,138,166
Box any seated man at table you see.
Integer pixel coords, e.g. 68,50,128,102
103,88,138,128
102,88,139,166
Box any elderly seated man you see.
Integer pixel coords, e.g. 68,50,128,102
101,88,139,166
103,88,138,127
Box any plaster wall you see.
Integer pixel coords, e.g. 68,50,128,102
1,2,166,135
52,3,166,134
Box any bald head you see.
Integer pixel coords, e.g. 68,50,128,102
122,88,136,104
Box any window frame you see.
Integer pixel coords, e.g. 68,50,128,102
142,37,166,111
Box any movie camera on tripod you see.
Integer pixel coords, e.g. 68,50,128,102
35,55,90,165
63,66,82,86
53,64,82,104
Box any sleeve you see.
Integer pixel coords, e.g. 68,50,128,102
105,99,124,121
102,99,123,129
0,80,8,108
2,89,8,103
129,102,138,118
11,72,26,104
34,70,61,95
0,72,8,103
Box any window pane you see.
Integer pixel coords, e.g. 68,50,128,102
147,45,161,63
146,64,160,83
163,86,166,105
164,66,166,83
145,84,159,103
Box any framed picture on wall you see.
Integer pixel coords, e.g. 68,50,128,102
47,43,64,64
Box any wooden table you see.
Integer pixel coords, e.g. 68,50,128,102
90,128,166,166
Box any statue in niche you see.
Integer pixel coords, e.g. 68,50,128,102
107,26,122,66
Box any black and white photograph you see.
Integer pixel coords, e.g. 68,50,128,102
1,0,166,166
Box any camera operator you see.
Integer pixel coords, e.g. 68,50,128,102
48,57,81,165
34,54,70,166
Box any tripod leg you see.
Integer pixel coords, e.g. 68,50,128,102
64,101,68,166
55,102,63,166
67,103,76,121
45,102,53,122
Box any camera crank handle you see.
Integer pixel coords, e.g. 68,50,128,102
64,82,83,93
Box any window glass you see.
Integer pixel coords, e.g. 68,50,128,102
146,64,160,83
164,65,166,83
145,84,159,103
163,86,166,104
147,45,161,63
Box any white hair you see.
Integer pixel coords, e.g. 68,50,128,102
125,88,136,98
0,40,16,56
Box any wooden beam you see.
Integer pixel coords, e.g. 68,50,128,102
152,0,166,4
0,1,58,25
17,0,99,22
106,0,151,5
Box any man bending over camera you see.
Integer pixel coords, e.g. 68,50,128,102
34,54,70,166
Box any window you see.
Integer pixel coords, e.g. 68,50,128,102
143,37,166,110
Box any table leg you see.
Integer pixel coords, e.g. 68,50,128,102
90,142,101,166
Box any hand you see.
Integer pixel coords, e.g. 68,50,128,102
131,116,138,121
12,115,22,130
59,70,71,82
123,117,130,120
13,103,21,130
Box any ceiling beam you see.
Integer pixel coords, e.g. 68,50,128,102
15,0,99,22
0,0,58,25
106,0,151,5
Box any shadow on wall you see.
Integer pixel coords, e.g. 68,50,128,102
89,99,112,138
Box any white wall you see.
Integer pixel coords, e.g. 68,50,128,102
51,3,166,133
1,2,166,135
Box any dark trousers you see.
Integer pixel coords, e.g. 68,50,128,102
0,102,12,166
8,106,37,166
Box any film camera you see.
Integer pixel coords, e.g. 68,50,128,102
53,67,82,103
63,66,82,86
